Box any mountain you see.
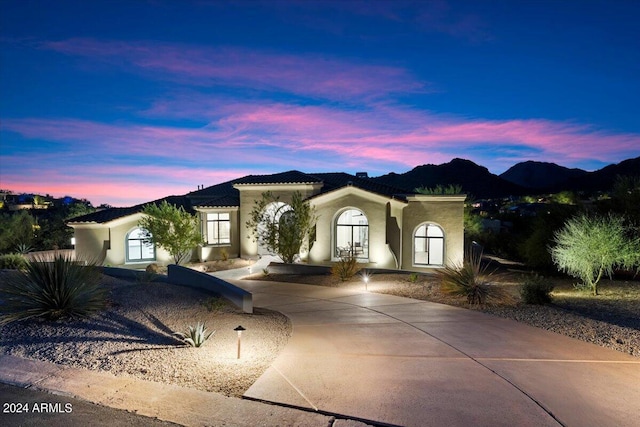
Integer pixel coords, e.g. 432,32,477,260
560,156,640,192
500,157,640,193
373,158,528,199
500,161,587,189
374,157,640,199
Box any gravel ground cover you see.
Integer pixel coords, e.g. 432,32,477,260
1,262,637,403
0,273,291,398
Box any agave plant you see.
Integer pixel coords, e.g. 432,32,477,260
0,253,106,325
174,322,215,348
437,252,510,306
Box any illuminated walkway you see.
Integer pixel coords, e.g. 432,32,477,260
235,279,640,427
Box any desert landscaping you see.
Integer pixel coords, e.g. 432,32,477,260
1,257,637,404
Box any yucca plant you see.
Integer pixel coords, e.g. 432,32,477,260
174,322,215,347
0,253,106,325
437,252,510,306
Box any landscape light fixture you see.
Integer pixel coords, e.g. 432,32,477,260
234,325,246,359
360,270,371,291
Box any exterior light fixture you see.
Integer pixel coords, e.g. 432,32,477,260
234,325,246,359
360,270,371,291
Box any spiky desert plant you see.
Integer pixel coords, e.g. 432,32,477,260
0,253,106,325
437,252,509,306
174,322,215,348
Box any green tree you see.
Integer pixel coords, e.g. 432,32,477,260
246,191,316,263
36,200,95,250
519,204,578,270
138,201,203,265
550,213,640,295
0,211,35,253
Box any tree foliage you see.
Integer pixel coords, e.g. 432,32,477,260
246,191,316,263
139,201,203,265
550,213,640,295
415,184,463,195
0,211,35,253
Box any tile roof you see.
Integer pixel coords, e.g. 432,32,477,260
308,172,410,201
233,170,323,185
67,170,414,224
67,195,194,224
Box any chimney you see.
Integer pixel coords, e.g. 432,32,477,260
356,172,368,179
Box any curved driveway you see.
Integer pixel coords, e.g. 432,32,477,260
232,279,640,427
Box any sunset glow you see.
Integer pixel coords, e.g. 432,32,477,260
1,1,638,206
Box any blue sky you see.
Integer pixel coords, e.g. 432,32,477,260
1,0,639,206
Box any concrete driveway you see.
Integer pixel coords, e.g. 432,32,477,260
234,279,640,427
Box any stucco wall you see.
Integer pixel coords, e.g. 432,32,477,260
71,214,175,267
197,208,240,261
236,184,320,259
401,196,465,270
72,225,110,262
308,189,398,269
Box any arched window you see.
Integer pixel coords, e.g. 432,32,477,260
414,223,444,266
335,209,368,259
126,228,155,262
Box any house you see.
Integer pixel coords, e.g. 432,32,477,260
68,170,465,272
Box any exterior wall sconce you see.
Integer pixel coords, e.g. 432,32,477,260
234,325,246,359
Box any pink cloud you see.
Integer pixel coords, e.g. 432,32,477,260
41,38,428,100
0,162,255,207
3,99,639,204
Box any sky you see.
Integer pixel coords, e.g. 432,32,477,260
1,0,639,207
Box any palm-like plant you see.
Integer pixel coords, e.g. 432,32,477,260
0,253,106,325
174,322,215,347
437,252,510,306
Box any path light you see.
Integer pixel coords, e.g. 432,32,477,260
234,325,246,359
360,270,371,291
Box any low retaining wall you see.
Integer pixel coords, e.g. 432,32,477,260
101,266,168,282
265,262,427,276
168,265,253,313
266,262,332,275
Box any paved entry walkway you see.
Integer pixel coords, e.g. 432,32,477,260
232,279,640,427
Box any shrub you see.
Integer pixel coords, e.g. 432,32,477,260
0,253,28,270
0,254,106,325
145,263,160,274
408,272,420,283
331,255,360,281
437,252,510,306
174,322,215,347
520,274,554,304
201,296,226,312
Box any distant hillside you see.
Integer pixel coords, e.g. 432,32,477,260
373,158,528,199
559,156,640,192
500,161,587,189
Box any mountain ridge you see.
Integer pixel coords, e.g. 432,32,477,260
373,156,640,199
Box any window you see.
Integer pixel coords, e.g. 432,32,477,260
126,228,155,262
206,212,231,245
335,209,369,259
414,223,444,266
